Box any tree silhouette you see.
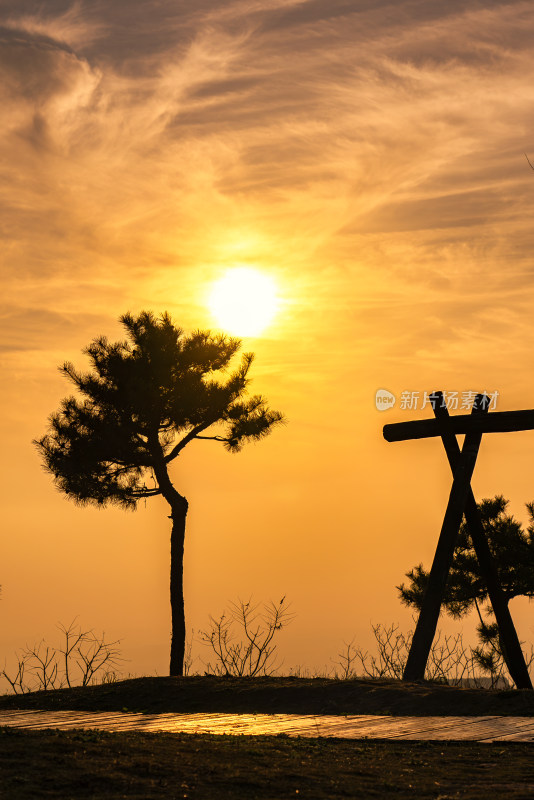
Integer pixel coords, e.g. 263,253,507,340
35,311,284,675
398,496,534,678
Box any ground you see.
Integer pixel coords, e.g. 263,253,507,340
1,677,534,799
1,675,533,716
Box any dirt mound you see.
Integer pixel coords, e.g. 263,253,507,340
1,675,533,716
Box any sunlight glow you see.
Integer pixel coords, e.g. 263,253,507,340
208,267,279,337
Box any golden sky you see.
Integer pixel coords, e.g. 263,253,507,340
2,0,534,676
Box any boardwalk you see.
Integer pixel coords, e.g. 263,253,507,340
1,709,534,741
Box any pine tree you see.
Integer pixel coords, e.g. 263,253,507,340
398,496,534,679
35,311,284,675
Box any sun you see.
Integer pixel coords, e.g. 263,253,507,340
208,267,279,337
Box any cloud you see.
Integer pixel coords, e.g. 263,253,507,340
0,27,100,144
0,305,94,353
3,1,108,50
2,0,534,369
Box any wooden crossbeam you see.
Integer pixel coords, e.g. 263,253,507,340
384,408,534,442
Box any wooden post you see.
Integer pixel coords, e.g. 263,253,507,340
432,393,533,690
403,396,486,682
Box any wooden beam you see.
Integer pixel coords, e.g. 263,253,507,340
384,408,534,443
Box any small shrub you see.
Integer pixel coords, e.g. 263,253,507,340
331,622,532,686
1,620,123,694
199,597,294,677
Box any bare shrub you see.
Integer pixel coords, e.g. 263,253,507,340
183,629,197,676
199,597,293,677
1,620,123,694
332,624,409,681
331,623,531,686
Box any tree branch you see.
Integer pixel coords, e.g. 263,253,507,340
132,487,162,498
164,420,216,462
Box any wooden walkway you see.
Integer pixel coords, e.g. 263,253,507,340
1,710,534,742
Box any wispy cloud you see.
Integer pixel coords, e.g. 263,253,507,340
2,0,534,367
3,1,108,49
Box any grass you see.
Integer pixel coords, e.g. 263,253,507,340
1,728,534,799
1,676,534,799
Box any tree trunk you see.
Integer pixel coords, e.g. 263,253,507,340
147,437,190,678
169,497,188,676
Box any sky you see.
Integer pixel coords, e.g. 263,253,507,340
2,0,534,681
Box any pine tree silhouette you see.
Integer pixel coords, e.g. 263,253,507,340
35,311,284,675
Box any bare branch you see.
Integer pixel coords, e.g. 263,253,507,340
199,597,293,677
331,623,518,687
164,420,217,462
0,621,124,695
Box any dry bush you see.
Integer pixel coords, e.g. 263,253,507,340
199,597,294,677
1,620,123,694
332,623,533,687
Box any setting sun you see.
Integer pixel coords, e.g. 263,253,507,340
208,267,279,337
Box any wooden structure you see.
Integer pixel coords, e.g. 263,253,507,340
383,391,533,690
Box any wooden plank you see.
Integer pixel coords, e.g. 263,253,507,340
2,711,534,740
383,408,534,442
